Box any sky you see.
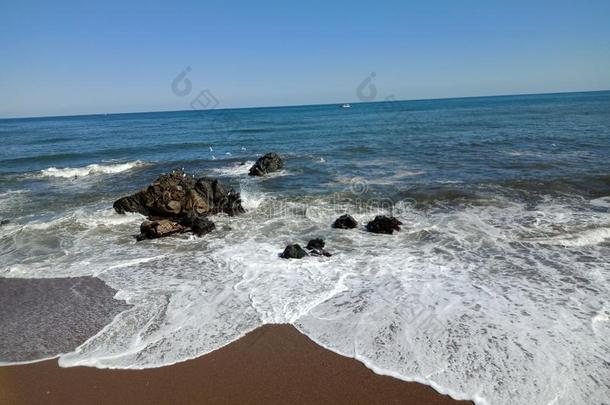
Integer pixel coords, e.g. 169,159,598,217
1,0,609,118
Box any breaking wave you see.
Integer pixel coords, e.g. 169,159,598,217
39,161,147,178
209,161,255,177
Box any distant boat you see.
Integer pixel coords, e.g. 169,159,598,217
340,103,351,108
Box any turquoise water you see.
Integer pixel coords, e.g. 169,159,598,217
1,92,609,404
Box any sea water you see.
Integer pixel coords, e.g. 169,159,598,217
0,91,609,404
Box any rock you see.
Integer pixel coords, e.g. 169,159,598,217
114,171,236,241
248,153,283,176
191,217,215,236
180,213,216,237
193,177,244,216
311,249,332,257
305,238,332,257
136,212,216,241
365,215,403,234
280,244,308,259
137,219,186,241
306,238,325,250
0,219,9,226
333,214,358,229
311,250,332,257
113,171,244,218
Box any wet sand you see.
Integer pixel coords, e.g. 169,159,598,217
0,324,473,405
0,277,130,363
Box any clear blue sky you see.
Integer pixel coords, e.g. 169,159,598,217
1,0,609,118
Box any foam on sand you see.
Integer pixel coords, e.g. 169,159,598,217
1,192,609,405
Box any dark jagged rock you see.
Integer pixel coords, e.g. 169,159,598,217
366,215,403,234
0,219,9,226
333,214,358,229
248,152,283,176
115,171,236,240
137,219,187,241
113,171,244,218
191,217,215,236
280,244,308,259
306,238,325,250
137,213,216,241
180,213,216,237
305,238,332,257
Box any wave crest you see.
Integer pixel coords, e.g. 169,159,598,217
40,161,147,178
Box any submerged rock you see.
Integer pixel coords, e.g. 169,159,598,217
333,214,358,229
248,152,283,176
0,219,9,226
306,238,332,257
280,244,308,259
113,171,244,218
366,215,402,234
137,219,187,241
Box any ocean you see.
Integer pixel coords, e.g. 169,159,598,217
1,91,609,404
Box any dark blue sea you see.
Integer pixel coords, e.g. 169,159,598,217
1,91,609,405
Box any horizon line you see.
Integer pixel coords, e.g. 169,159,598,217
1,88,609,121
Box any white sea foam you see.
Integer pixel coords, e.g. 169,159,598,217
333,169,424,186
592,306,609,325
23,209,143,231
239,186,267,211
0,189,28,207
251,169,292,179
0,189,28,201
209,161,254,177
507,150,544,157
527,227,610,246
590,196,610,209
1,194,609,405
40,161,147,178
107,256,167,270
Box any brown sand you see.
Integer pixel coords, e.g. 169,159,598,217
0,324,472,405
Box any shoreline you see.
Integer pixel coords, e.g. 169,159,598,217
0,324,473,405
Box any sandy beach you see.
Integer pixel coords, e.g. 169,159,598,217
0,324,472,405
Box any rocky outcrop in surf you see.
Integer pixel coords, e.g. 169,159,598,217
280,239,332,259
306,238,332,257
179,213,216,237
114,171,243,241
248,152,283,176
333,214,358,229
114,171,244,218
136,216,216,241
280,244,308,259
366,215,402,234
0,219,9,226
137,219,188,241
